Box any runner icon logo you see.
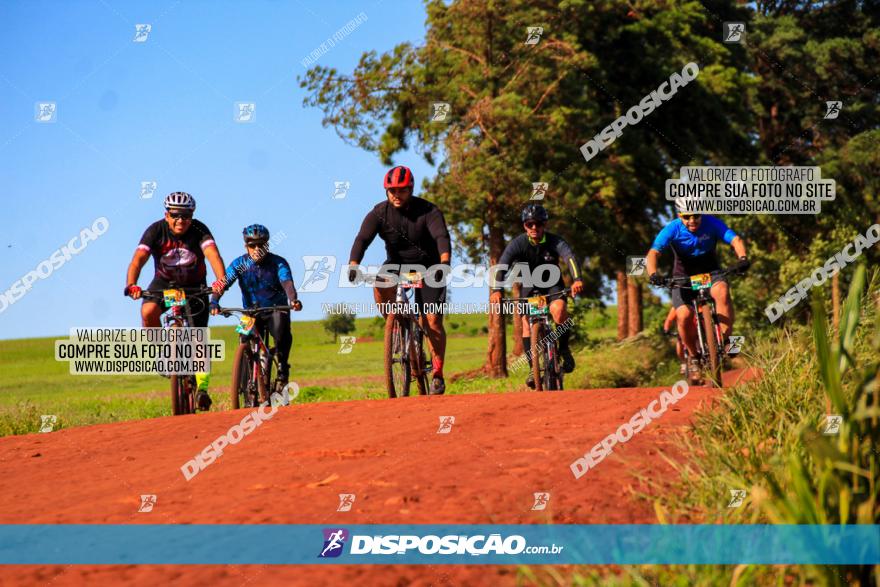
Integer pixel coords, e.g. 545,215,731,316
39,415,57,433
723,22,745,43
431,102,450,122
727,489,746,508
138,494,157,512
822,414,842,435
140,181,157,199
725,336,744,355
626,256,647,276
300,255,337,292
824,101,842,119
525,26,543,45
133,24,152,42
337,494,355,512
437,416,455,434
319,528,349,558
338,336,356,354
530,182,548,200
332,181,351,200
531,492,550,510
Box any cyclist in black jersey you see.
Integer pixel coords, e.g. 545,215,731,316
490,204,584,388
124,192,227,410
347,165,452,395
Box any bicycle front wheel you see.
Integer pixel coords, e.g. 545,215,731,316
412,327,429,396
230,343,253,409
385,315,411,398
700,304,722,387
170,375,182,415
530,321,546,391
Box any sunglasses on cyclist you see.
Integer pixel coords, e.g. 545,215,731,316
245,241,267,249
680,214,702,221
168,212,193,220
524,221,545,229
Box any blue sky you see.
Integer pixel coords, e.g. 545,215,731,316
0,0,494,339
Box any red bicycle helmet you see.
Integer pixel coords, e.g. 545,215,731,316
383,165,414,189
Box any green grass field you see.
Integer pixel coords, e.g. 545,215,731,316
0,305,678,436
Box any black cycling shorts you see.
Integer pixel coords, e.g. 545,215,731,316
143,278,210,328
671,272,727,310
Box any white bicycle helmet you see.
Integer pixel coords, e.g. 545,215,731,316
164,191,196,210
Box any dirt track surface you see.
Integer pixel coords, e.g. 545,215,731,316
0,368,758,586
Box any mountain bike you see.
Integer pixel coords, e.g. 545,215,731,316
140,284,214,415
509,288,570,391
654,266,743,387
220,306,296,409
384,271,431,398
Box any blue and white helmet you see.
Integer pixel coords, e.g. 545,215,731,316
243,224,270,243
164,191,196,210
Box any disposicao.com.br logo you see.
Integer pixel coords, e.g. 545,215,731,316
318,528,562,557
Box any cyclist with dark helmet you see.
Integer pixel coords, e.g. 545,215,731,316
490,203,584,388
348,165,452,395
210,224,303,390
124,192,227,410
646,199,749,383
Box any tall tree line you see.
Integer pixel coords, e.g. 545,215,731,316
301,0,879,375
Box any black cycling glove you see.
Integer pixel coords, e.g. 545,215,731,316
648,273,664,286
734,257,751,274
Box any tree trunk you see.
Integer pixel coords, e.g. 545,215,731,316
627,278,642,337
485,219,507,378
616,271,628,341
512,282,523,355
831,272,840,333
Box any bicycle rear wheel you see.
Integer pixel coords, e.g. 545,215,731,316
546,342,563,391
700,304,723,387
385,315,411,398
530,321,546,391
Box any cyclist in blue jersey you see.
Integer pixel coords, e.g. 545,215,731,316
646,200,749,382
210,224,302,386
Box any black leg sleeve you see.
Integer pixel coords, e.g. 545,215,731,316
269,311,293,378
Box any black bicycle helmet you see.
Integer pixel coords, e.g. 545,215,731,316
521,203,549,223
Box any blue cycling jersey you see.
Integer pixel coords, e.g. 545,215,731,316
222,252,292,308
650,215,737,276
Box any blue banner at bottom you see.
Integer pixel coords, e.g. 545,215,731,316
0,524,876,565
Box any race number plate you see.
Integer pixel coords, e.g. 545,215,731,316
163,289,186,307
401,272,423,289
527,296,549,315
236,315,256,335
690,273,713,290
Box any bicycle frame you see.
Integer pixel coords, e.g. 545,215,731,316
222,306,293,407
509,289,570,391
139,283,214,414
384,274,431,398
657,267,740,386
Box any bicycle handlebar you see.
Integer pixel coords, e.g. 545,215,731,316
218,305,296,316
507,287,572,302
139,285,216,299
653,266,745,289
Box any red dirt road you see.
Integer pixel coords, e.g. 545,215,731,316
0,369,758,586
